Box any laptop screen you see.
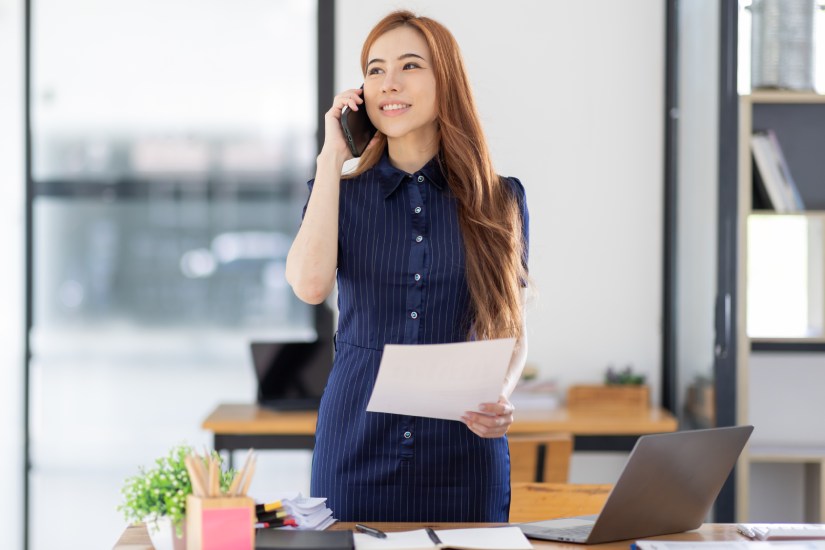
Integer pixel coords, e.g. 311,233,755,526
250,339,334,410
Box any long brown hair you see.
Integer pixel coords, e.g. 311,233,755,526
348,10,527,341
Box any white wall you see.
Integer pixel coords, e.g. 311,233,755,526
0,0,26,547
748,353,825,445
336,1,665,401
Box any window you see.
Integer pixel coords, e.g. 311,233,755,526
747,214,825,338
28,1,322,547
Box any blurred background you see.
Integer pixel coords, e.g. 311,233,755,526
1,0,825,548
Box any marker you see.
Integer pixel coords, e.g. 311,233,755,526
426,527,442,545
255,519,285,529
255,500,283,514
257,510,289,522
355,524,387,539
255,518,297,529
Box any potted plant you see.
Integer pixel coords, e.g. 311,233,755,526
118,444,235,550
567,365,650,413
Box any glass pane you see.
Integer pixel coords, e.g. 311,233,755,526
676,0,720,430
29,1,318,548
33,198,313,337
0,0,26,545
747,214,825,338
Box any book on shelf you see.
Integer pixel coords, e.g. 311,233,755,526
751,129,805,213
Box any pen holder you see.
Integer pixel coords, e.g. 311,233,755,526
186,495,255,550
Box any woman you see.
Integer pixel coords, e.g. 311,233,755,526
285,10,529,522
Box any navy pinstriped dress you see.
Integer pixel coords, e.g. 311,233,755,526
304,151,529,522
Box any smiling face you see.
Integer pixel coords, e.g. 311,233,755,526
364,25,438,144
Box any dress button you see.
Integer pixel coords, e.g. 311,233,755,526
414,206,422,214
404,431,412,439
415,235,423,243
417,175,425,183
414,273,421,282
410,311,418,319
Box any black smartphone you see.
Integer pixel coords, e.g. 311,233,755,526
340,86,377,157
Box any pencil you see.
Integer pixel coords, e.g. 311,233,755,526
239,453,257,496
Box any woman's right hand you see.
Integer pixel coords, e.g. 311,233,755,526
320,88,365,161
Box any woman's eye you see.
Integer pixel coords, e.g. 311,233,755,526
367,67,383,75
403,62,419,70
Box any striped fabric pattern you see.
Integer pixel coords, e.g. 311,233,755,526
305,152,529,522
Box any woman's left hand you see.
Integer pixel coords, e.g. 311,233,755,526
461,395,514,438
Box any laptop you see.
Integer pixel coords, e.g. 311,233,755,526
250,340,333,410
519,425,754,544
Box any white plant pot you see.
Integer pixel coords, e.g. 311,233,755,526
145,516,186,550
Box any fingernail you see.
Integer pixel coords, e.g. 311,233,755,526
478,404,488,411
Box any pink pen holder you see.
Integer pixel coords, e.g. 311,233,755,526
186,495,255,550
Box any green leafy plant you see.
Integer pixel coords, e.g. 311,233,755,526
605,364,646,385
118,444,235,536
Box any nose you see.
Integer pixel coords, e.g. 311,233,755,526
380,69,401,94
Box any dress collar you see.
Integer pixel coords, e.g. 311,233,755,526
374,150,447,199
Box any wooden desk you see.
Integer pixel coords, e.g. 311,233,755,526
114,522,746,550
203,404,678,466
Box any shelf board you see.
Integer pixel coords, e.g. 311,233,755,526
749,210,825,217
749,444,825,462
751,337,825,344
746,90,825,104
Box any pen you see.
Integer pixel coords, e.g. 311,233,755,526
425,527,443,546
355,523,388,539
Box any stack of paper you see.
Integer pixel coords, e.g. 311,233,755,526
282,493,336,530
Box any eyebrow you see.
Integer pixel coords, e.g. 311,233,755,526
366,53,426,68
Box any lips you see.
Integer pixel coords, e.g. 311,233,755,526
378,101,411,118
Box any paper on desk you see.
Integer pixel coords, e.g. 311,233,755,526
366,338,516,421
437,526,532,549
354,529,434,550
354,526,532,550
635,542,825,550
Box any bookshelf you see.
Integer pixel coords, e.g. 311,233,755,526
739,92,825,345
737,91,825,522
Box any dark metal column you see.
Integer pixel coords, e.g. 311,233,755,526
662,0,680,416
714,0,740,523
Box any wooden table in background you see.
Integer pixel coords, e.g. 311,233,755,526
203,403,678,466
114,522,746,550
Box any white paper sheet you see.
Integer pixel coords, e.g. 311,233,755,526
354,529,434,550
366,338,516,421
437,526,532,549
